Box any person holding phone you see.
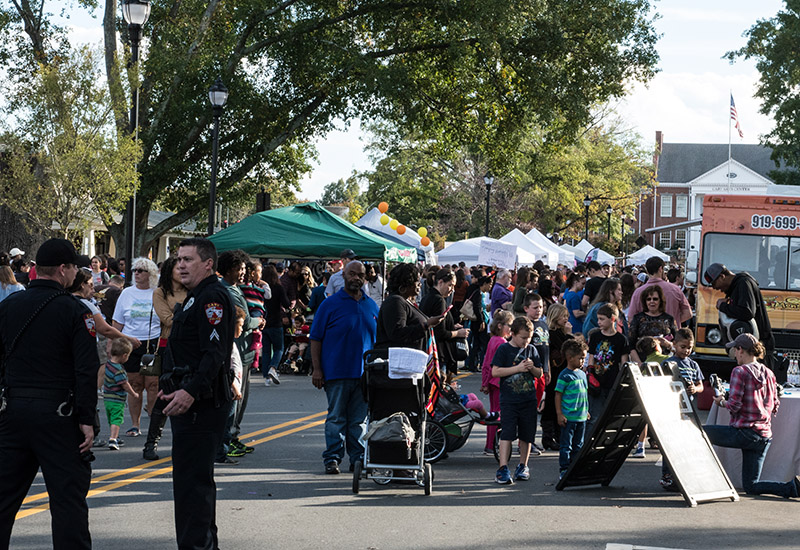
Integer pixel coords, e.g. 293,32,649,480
420,269,470,386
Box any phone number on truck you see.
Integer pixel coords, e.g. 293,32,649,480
750,214,800,230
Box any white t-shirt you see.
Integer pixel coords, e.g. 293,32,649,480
112,286,160,340
80,297,101,316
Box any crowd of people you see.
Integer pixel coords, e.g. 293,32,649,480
0,238,796,549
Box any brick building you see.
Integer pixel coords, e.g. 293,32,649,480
635,131,779,256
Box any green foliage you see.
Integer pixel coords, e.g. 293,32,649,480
361,117,651,243
726,3,800,172
3,0,659,255
0,46,140,240
319,173,366,222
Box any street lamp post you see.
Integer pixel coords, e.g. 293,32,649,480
622,214,627,264
121,0,151,282
606,205,613,240
583,194,592,241
207,77,228,236
484,172,494,237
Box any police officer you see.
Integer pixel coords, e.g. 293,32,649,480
0,238,98,549
159,238,234,550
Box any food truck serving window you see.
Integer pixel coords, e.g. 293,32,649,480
702,233,800,291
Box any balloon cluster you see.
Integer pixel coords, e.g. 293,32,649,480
378,202,430,247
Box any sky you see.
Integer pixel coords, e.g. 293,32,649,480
58,1,786,200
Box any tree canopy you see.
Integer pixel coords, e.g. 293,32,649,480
726,2,800,181
1,0,659,256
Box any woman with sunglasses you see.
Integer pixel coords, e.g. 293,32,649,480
628,285,677,364
111,257,161,437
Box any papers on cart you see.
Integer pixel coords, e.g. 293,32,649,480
388,347,429,383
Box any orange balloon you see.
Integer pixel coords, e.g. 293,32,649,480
378,201,389,213
397,224,406,235
421,236,431,247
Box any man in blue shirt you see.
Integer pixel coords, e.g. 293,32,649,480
310,260,378,474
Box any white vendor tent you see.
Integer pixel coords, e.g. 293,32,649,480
572,239,615,265
355,207,436,264
626,244,670,265
436,237,540,267
500,229,558,268
524,227,575,266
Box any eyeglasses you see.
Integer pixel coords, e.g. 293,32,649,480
132,268,148,274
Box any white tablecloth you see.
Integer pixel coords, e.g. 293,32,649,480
706,391,800,488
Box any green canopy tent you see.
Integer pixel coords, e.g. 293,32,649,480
207,202,416,262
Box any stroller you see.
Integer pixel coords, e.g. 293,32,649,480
424,383,502,463
352,349,433,495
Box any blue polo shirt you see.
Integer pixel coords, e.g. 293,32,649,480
310,288,379,381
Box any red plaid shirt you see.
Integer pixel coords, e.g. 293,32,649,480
726,362,779,438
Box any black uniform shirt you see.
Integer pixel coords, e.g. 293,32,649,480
0,279,99,424
166,274,234,405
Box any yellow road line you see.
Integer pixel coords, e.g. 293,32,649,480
16,412,326,520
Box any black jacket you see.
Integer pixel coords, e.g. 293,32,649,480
165,274,234,407
720,272,774,346
0,279,98,425
419,287,456,367
375,294,428,351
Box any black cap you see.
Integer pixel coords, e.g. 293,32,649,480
340,249,357,259
76,255,91,269
35,238,79,267
704,263,726,285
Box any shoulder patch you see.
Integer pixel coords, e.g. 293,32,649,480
205,302,223,325
83,313,96,337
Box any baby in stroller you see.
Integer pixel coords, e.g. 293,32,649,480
286,314,311,374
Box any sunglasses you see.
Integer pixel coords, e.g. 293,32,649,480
646,297,660,302
132,268,148,274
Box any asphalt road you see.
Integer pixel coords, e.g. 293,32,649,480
9,371,800,550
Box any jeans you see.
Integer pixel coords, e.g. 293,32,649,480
323,378,367,465
467,327,489,371
704,425,798,498
559,420,586,471
261,327,284,373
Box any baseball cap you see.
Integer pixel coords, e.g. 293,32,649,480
703,263,726,285
35,238,79,267
637,273,647,283
340,249,357,259
9,247,24,257
725,333,758,351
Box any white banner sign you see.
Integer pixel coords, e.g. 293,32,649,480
478,240,517,269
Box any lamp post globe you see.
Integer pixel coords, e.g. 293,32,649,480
208,77,228,236
484,172,494,237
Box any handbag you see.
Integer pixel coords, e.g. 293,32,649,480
459,291,478,321
139,306,162,376
453,337,469,361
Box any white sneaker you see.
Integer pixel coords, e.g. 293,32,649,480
631,447,646,459
268,367,281,385
264,379,271,387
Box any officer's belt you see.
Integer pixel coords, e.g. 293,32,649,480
7,387,72,401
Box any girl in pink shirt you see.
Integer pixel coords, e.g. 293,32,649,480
481,309,514,454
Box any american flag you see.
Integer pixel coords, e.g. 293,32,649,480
730,94,744,138
424,328,442,414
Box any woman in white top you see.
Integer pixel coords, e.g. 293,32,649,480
112,257,161,437
0,266,25,302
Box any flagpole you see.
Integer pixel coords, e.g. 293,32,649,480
728,91,732,194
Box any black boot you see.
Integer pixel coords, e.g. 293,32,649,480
142,405,168,460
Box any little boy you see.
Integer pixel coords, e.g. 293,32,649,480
524,293,550,453
219,307,248,464
555,339,590,479
586,304,629,435
104,338,138,450
491,317,544,484
659,328,704,491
